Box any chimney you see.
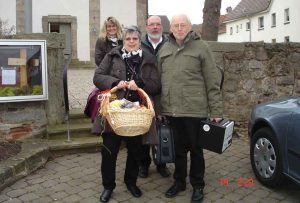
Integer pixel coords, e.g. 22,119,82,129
226,7,232,13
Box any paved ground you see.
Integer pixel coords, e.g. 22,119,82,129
1,138,299,203
0,68,299,202
67,68,95,110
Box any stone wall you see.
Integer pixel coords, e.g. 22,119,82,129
209,41,300,134
0,33,65,140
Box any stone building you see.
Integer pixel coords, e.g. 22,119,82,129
0,0,148,63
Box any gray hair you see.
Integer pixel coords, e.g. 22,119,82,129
122,26,141,41
170,14,192,25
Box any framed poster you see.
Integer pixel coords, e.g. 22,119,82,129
0,40,48,103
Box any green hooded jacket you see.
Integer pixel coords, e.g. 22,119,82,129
157,31,223,118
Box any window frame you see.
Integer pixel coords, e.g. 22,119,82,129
271,13,276,27
258,16,264,30
284,36,290,42
0,40,48,103
246,22,251,31
284,8,290,24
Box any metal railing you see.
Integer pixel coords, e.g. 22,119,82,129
63,54,71,142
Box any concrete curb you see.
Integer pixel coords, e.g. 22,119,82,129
0,136,102,191
0,139,49,191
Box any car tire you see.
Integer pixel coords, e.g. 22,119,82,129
250,127,284,188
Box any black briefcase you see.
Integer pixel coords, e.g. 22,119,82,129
152,120,175,165
199,118,234,154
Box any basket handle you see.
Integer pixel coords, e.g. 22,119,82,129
109,86,153,111
136,88,153,111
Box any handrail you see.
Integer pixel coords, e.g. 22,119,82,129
63,55,71,113
63,54,71,142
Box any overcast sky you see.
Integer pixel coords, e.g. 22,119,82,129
148,0,241,24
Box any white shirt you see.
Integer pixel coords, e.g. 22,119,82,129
148,36,163,50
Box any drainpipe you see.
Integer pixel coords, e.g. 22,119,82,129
24,0,32,33
247,16,252,42
242,8,252,42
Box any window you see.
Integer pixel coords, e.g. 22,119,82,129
236,25,239,33
230,27,233,35
50,23,59,33
0,40,48,103
271,13,276,27
258,17,264,30
246,22,251,30
284,8,290,24
284,36,290,42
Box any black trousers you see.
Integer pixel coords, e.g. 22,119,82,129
140,144,166,169
169,117,205,189
101,132,142,190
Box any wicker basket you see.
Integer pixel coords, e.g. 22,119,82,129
100,86,154,136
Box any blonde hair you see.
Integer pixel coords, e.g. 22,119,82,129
99,16,123,40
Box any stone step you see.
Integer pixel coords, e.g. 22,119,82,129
45,109,102,156
68,108,91,124
47,122,94,138
47,108,96,139
0,136,103,190
48,136,102,157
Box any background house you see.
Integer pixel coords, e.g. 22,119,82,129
158,15,170,34
193,15,226,36
0,0,148,63
218,0,300,43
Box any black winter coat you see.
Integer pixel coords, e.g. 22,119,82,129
92,46,161,135
95,38,123,66
93,46,161,97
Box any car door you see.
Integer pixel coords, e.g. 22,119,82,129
287,111,300,183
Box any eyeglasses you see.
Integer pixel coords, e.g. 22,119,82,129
125,37,139,41
172,23,188,29
147,23,161,27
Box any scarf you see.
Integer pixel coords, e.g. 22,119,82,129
108,37,119,47
121,47,143,59
121,47,143,77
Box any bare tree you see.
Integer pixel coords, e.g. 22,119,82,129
202,0,221,41
0,18,16,39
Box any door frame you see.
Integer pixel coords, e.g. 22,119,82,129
42,15,77,60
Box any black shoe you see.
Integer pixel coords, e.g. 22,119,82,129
100,189,113,202
191,188,204,202
157,165,171,177
126,185,142,197
165,182,186,198
138,166,149,178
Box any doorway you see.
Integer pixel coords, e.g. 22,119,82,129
42,15,77,60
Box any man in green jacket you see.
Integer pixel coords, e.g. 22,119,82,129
157,14,223,203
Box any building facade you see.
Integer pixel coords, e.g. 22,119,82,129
218,0,300,43
0,0,148,62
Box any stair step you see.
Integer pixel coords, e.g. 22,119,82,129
68,109,91,124
47,122,93,138
48,136,102,157
69,108,86,118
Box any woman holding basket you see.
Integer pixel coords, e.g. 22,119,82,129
93,26,161,202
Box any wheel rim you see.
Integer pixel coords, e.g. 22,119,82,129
253,137,276,178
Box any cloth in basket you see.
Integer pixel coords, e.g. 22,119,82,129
100,87,155,136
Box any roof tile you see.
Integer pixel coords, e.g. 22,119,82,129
224,0,271,22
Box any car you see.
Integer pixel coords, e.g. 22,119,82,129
248,96,300,188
